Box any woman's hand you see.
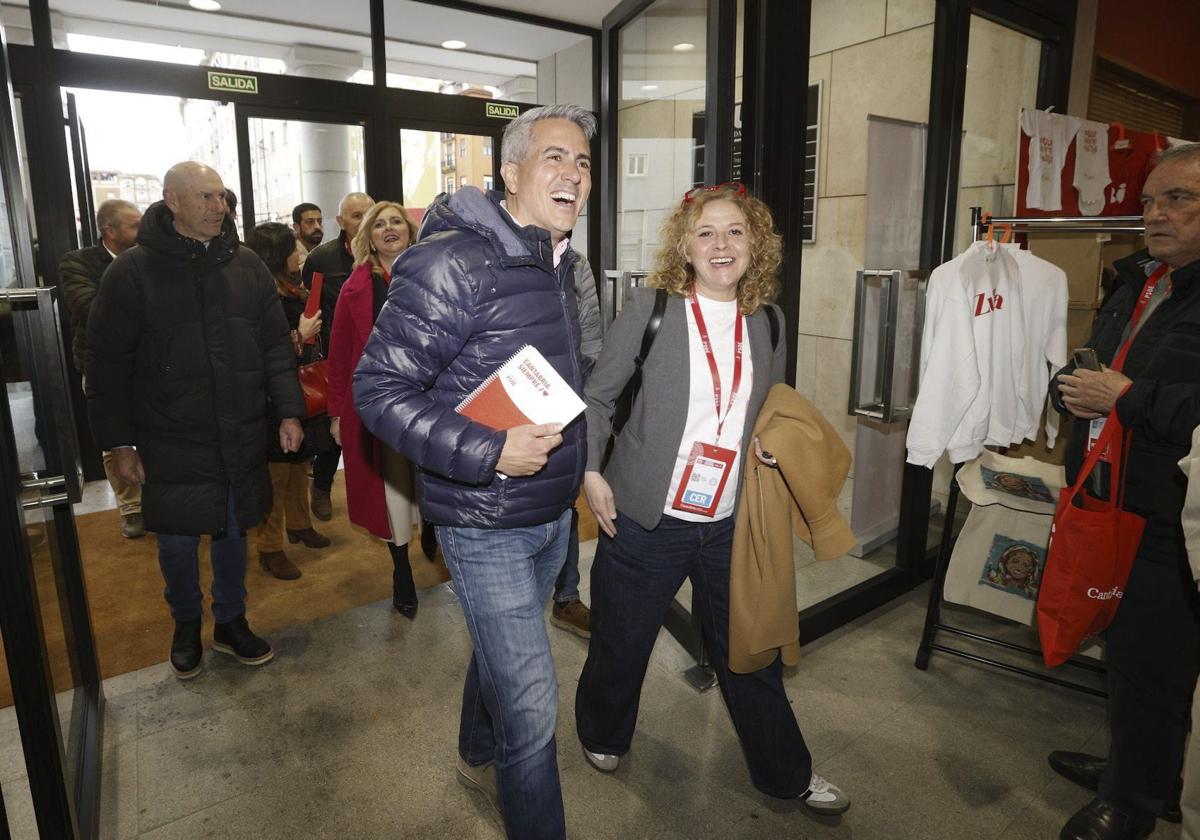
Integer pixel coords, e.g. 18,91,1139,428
583,470,617,538
330,416,341,447
299,311,322,343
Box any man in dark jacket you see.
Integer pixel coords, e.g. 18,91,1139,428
1052,143,1200,840
86,161,306,681
60,198,144,538
354,105,594,839
301,190,372,520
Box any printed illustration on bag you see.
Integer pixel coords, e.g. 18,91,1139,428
981,467,1055,503
979,537,1044,600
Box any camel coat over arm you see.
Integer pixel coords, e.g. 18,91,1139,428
729,384,857,674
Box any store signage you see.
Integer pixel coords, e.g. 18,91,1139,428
207,71,259,94
485,103,520,120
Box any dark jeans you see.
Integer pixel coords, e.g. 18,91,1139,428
312,442,341,493
438,509,572,840
552,508,580,604
1100,551,1200,824
155,489,247,624
576,511,813,799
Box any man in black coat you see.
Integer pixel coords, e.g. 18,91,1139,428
60,198,144,538
301,190,372,521
86,161,307,680
1052,143,1200,840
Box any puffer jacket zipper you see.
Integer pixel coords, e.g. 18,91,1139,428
193,254,230,536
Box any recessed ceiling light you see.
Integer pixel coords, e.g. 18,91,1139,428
441,39,467,50
672,43,694,52
188,0,221,10
641,84,659,91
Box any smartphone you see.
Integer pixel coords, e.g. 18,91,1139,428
1072,347,1100,371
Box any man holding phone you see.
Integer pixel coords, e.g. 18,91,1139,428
1051,143,1200,840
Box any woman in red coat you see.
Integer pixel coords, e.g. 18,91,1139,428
327,201,423,617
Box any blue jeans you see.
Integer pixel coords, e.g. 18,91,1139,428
156,489,248,624
438,508,572,840
552,508,580,604
576,512,813,799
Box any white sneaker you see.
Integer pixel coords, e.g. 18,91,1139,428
800,773,850,815
583,747,620,772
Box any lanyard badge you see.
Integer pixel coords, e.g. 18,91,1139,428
671,296,744,517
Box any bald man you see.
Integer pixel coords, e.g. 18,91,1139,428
60,198,144,538
86,161,307,680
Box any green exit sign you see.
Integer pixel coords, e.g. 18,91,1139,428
207,71,259,94
485,102,520,120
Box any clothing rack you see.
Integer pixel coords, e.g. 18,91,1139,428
913,207,1146,698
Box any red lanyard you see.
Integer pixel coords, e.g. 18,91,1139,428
1112,264,1171,371
688,295,744,440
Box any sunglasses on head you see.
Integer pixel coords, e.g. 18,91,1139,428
682,181,747,204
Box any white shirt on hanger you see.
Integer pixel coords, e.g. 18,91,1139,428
1021,109,1081,212
1001,243,1069,447
906,242,1026,468
1073,119,1110,217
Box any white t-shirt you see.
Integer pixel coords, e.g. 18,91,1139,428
1021,109,1081,211
1073,119,1110,217
663,295,754,523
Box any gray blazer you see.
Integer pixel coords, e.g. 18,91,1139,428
585,287,787,531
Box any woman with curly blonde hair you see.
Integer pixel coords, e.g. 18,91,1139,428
327,201,426,617
574,183,850,816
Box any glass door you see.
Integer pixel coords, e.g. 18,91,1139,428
0,24,103,840
234,105,368,244
398,126,501,228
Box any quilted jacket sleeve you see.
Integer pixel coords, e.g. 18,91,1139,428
352,242,505,485
60,249,99,343
573,254,602,379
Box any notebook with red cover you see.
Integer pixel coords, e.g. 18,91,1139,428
303,272,323,345
455,344,585,431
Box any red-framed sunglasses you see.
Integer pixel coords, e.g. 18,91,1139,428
682,181,747,204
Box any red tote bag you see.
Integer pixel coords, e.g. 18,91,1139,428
1036,413,1144,667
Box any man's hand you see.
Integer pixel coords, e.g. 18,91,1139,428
1056,366,1133,419
583,470,617,538
496,423,563,477
110,447,145,485
329,416,341,447
279,418,305,453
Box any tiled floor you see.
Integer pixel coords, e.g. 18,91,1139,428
2,559,1185,839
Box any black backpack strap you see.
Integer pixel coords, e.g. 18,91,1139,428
612,288,667,436
764,303,780,350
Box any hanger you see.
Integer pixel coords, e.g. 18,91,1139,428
981,212,1013,247
1112,121,1131,150
1153,130,1167,151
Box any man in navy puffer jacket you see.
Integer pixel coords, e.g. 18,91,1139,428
353,104,594,839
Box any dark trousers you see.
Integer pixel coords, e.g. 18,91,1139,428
552,508,580,604
1100,551,1200,823
312,442,341,493
576,512,813,799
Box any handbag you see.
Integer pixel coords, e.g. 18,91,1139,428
296,334,329,418
1036,411,1144,667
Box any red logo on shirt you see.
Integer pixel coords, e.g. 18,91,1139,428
974,291,1004,317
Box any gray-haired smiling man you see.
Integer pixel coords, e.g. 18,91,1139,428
353,104,594,839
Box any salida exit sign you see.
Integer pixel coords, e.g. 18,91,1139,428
207,71,259,94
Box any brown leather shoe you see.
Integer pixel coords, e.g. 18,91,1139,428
550,599,591,638
310,486,332,521
259,550,301,580
287,527,331,548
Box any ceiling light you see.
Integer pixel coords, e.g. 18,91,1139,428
188,0,222,10
672,43,694,52
641,84,659,91
441,39,467,50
